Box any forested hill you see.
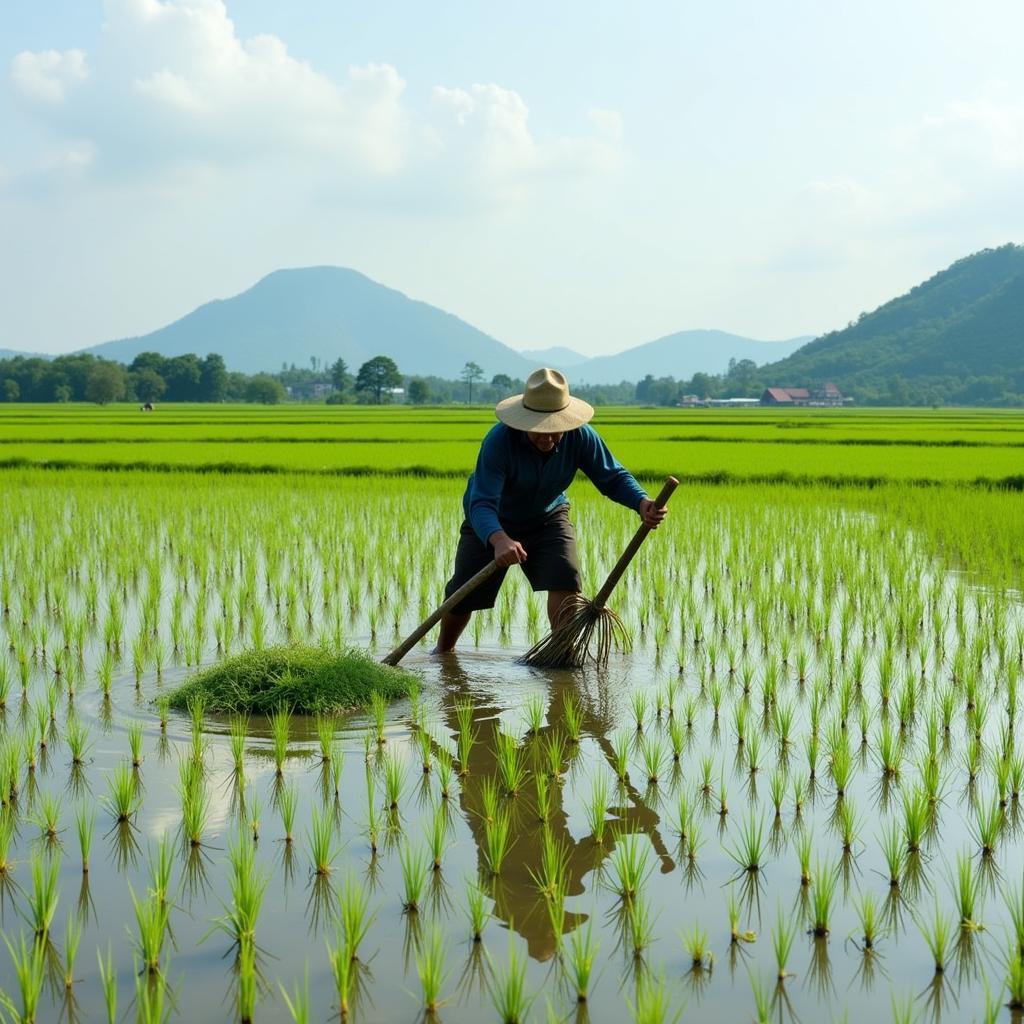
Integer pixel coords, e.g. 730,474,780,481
758,244,1024,404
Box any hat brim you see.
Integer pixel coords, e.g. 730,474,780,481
495,394,594,432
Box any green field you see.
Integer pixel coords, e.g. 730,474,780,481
2,404,1024,1022
2,404,1024,485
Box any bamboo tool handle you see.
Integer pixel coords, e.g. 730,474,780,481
381,560,501,666
591,476,679,611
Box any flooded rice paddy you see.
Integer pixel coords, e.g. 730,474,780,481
0,471,1022,1022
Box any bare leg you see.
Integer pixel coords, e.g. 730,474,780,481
547,591,577,630
434,610,472,654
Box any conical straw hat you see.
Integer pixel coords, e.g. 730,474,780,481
495,368,594,432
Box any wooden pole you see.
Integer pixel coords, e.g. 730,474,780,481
381,560,500,666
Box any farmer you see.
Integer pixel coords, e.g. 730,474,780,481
435,367,667,653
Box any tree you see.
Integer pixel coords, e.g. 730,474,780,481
53,384,72,403
245,374,287,405
329,358,353,398
407,378,430,405
133,368,167,404
461,362,484,403
84,363,126,405
1,379,19,402
490,373,515,394
355,356,402,404
199,353,228,402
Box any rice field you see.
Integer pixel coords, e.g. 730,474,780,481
0,405,1023,1022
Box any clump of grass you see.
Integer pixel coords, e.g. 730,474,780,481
483,810,512,876
917,899,955,973
807,859,838,936
772,902,797,980
495,732,528,795
130,885,170,974
270,705,291,777
26,853,60,936
127,720,144,768
683,923,713,969
5,931,46,1024
466,878,489,942
725,811,768,873
279,782,298,844
855,890,880,950
75,804,95,873
166,644,413,714
399,842,430,912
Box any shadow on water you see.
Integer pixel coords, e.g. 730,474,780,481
433,653,674,963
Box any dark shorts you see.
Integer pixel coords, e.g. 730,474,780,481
444,505,583,614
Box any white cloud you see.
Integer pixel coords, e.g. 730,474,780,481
6,0,618,202
10,48,89,103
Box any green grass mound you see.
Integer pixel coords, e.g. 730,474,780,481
167,644,415,715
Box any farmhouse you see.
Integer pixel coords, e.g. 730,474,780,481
760,383,845,407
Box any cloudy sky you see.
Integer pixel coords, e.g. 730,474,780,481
3,0,1023,356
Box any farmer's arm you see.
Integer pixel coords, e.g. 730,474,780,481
578,426,666,529
468,431,527,565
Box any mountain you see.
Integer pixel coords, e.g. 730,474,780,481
82,267,537,378
519,346,589,368
572,330,811,385
0,348,49,360
757,244,1024,403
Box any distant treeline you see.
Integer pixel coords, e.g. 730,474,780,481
2,349,1020,407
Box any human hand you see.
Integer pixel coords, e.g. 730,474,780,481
638,499,668,529
490,532,528,567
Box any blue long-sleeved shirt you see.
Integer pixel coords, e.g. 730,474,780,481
462,423,648,543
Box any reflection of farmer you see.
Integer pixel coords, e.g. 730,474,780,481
436,658,674,961
435,368,667,653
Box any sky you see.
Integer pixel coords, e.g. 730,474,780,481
2,0,1023,358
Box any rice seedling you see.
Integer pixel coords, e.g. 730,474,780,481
326,929,354,1019
179,767,211,848
607,829,652,900
916,899,955,974
0,811,15,876
611,730,630,781
397,841,429,913
98,944,117,1024
532,827,569,900
585,772,609,844
436,746,454,799
270,704,291,776
330,740,344,796
768,768,786,818
337,872,375,960
31,789,61,840
415,924,450,1014
155,695,169,731
308,806,338,875
278,781,298,844
953,849,985,930
683,922,713,969
495,731,528,795
427,800,448,870
640,734,667,785
483,810,512,876
465,877,489,942
416,725,434,774
973,797,1003,858
668,717,686,762
455,698,476,773
564,919,598,1002
523,693,545,735
65,715,91,766
772,902,797,980
130,884,171,974
836,798,862,852
228,713,248,776
127,720,144,768
5,931,45,1024
383,750,405,810
212,832,269,950
902,788,930,854
727,888,757,943
489,942,534,1024
630,690,648,733
533,770,550,822
23,851,59,940
627,893,657,957
725,810,768,873
563,693,583,743
808,859,838,936
148,833,174,906
246,790,262,843
879,819,905,888
855,890,881,950
315,713,336,765
237,937,257,1024
279,966,311,1024
75,804,94,873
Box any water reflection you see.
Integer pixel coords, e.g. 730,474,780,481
435,655,673,962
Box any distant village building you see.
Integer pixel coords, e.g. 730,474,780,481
678,394,704,408
760,383,845,407
707,397,760,407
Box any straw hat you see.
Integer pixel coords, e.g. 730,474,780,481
495,367,594,432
